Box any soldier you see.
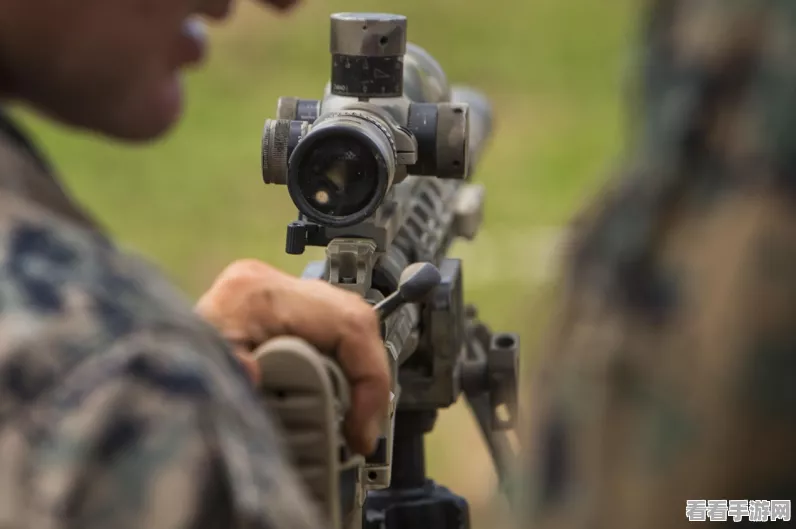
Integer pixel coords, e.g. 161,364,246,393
524,0,796,528
0,0,390,528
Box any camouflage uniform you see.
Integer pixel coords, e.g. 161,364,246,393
524,1,796,528
0,110,321,528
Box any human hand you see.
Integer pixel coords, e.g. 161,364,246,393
195,259,390,455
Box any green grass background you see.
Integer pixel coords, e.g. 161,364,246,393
15,0,639,524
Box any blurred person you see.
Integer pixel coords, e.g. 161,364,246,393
523,1,796,527
0,0,391,528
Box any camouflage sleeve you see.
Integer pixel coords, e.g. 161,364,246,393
524,1,796,528
0,195,321,528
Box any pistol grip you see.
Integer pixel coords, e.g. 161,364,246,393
254,337,362,529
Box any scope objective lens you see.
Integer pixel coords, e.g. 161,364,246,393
287,114,396,227
295,135,379,218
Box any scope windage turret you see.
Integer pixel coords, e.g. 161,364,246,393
261,12,471,229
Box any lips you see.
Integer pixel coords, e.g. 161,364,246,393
177,16,208,66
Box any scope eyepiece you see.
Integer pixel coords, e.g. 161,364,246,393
286,112,397,227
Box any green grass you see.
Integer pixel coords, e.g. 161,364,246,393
13,0,639,522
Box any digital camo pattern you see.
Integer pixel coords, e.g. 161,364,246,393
523,1,796,528
0,114,321,528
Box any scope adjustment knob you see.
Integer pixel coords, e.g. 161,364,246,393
329,13,407,98
285,222,308,255
262,119,291,185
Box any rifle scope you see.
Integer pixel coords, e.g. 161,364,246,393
261,13,471,228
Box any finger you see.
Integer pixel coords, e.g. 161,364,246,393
330,301,390,455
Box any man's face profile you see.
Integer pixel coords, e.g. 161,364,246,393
0,0,232,141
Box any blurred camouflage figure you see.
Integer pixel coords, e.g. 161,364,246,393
524,0,796,527
0,0,391,528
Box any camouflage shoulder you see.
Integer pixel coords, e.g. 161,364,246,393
0,193,321,528
521,2,796,527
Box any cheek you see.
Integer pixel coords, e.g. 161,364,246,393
99,9,184,71
57,1,188,90
11,0,195,139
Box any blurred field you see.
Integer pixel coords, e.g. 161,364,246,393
14,0,639,526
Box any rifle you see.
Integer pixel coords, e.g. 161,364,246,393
254,12,520,529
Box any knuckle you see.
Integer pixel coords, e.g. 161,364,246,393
305,278,330,290
215,259,285,295
376,369,391,394
223,258,268,279
342,302,379,335
208,260,281,310
361,307,380,332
